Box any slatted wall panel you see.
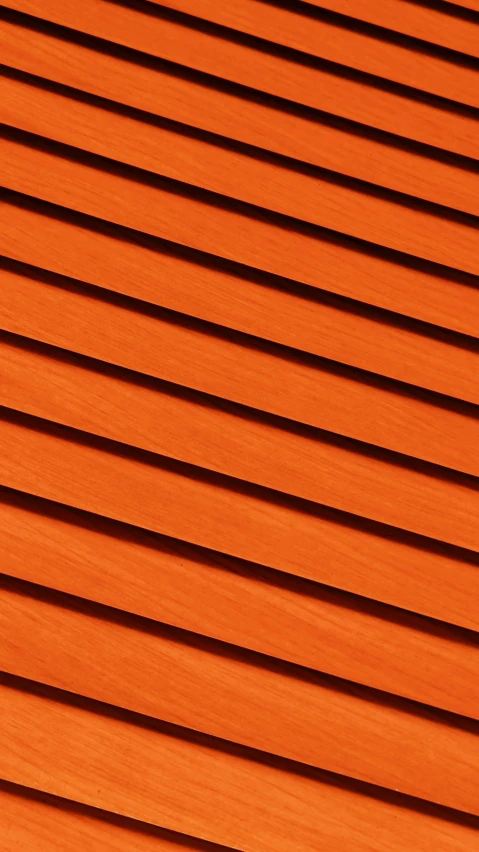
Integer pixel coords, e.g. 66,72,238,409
0,1,478,849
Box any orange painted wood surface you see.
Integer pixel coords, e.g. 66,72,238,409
1,1,479,848
1,335,478,552
2,75,478,281
1,681,477,852
2,132,479,335
1,786,212,852
1,582,478,812
5,262,479,478
301,0,479,57
3,0,478,158
159,0,479,107
2,265,478,480
1,490,477,701
1,199,478,415
1,413,478,621
2,17,478,221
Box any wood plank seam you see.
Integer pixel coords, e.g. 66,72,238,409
4,62,479,228
99,0,479,112
0,778,238,851
1,3,478,163
2,569,478,726
3,327,479,485
1,670,479,829
2,196,478,352
3,121,478,281
153,0,479,64
2,482,478,634
2,402,479,560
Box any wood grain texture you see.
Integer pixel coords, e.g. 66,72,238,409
1,414,478,620
1,583,478,812
2,266,478,481
2,200,479,412
2,0,479,847
2,133,479,336
3,0,478,158
159,0,479,107
1,785,222,852
1,681,478,852
301,0,479,58
2,75,478,282
2,18,478,221
1,335,478,553
1,490,478,702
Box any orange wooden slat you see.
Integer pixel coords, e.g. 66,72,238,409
301,0,479,58
2,257,478,477
1,584,478,812
0,785,207,852
1,335,478,553
1,17,478,220
3,263,478,483
3,0,478,159
0,682,477,851
2,75,478,289
1,413,477,617
2,200,479,412
2,1,479,849
2,490,477,702
158,0,479,107
2,133,479,337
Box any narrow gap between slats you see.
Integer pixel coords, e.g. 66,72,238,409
1,124,479,308
2,405,479,567
2,252,478,422
2,569,479,728
2,63,478,224
1,484,477,641
0,778,234,852
1,671,479,829
191,0,479,65
7,0,479,117
110,0,479,78
302,0,479,26
2,327,479,492
401,0,479,24
0,4,478,168
105,0,479,106
2,192,478,358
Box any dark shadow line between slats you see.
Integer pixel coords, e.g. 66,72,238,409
401,0,479,24
12,0,479,120
2,326,479,497
3,122,479,277
0,779,236,852
1,483,477,638
3,70,479,231
2,249,478,425
1,671,478,828
0,4,478,170
108,0,479,108
246,0,479,65
2,190,479,360
2,252,479,428
3,307,479,489
2,64,478,230
2,404,478,564
2,569,479,730
2,124,479,296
